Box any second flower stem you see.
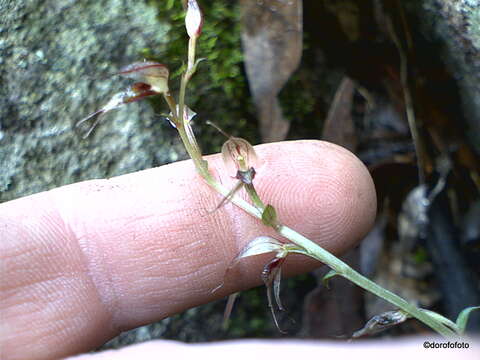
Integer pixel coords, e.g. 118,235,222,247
179,135,456,337
171,26,456,338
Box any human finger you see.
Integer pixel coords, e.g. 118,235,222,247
1,140,376,360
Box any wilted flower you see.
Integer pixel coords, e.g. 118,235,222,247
213,236,306,332
185,0,203,39
77,62,169,137
77,86,152,138
352,310,410,338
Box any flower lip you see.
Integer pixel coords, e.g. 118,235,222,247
222,137,258,174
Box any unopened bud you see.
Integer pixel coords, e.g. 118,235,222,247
185,0,203,38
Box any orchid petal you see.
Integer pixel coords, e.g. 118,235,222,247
211,181,243,212
76,89,136,138
221,136,258,173
236,236,284,261
455,306,480,334
262,256,287,333
273,264,284,311
211,237,284,294
222,292,239,329
119,61,169,94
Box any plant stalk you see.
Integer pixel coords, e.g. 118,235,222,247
176,124,457,337
182,156,456,336
172,21,457,338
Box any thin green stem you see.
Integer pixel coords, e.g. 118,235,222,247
177,138,456,337
176,127,205,173
277,226,456,337
178,76,187,129
178,112,456,337
178,37,198,127
176,94,454,338
215,177,456,336
163,93,178,122
188,37,197,71
244,184,265,210
172,21,457,338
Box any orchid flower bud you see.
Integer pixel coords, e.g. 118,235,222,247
119,61,169,94
185,0,203,39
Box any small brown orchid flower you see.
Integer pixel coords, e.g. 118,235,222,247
205,121,260,210
77,62,169,138
213,236,307,332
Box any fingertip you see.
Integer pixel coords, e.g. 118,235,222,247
1,139,377,360
252,140,376,253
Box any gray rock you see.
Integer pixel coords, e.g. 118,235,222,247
414,0,480,154
0,0,185,203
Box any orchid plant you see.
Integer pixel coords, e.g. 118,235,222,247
78,0,479,338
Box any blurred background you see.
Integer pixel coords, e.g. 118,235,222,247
1,0,479,347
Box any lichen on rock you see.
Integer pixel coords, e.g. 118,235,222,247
0,0,183,202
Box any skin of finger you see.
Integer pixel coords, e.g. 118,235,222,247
67,339,480,360
0,140,376,360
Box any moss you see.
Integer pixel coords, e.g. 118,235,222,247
412,246,429,264
144,0,324,149
145,0,258,153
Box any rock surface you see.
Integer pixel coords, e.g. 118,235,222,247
0,0,184,203
413,0,480,154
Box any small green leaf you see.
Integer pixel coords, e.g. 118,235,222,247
194,57,207,68
322,269,339,289
456,306,480,334
420,309,458,331
262,204,278,227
